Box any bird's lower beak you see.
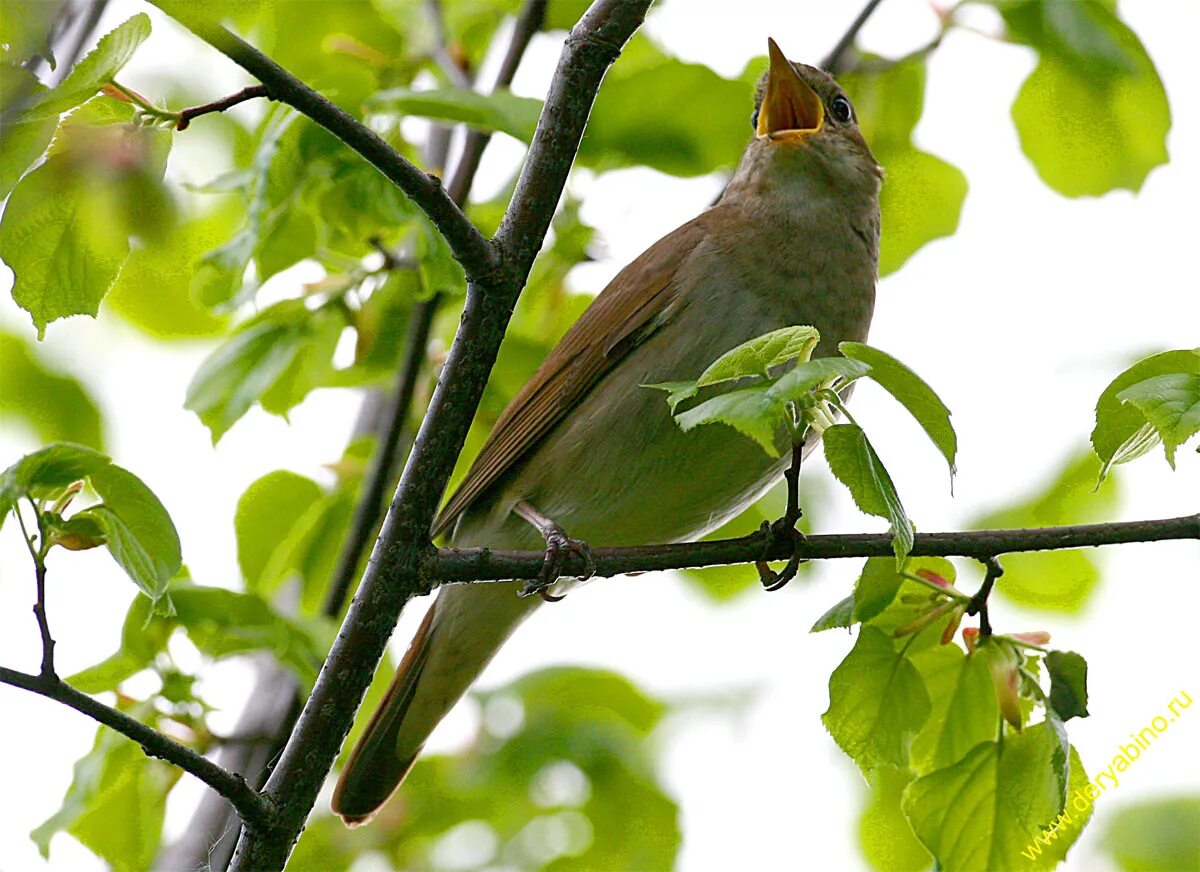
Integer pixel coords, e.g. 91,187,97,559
757,38,824,142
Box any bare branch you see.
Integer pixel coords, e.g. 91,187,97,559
0,666,272,827
149,1,497,282
176,84,269,130
822,0,887,72
429,514,1200,582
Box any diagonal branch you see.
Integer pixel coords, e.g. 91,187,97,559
227,3,650,868
149,1,497,282
0,666,271,827
822,0,887,72
429,514,1200,582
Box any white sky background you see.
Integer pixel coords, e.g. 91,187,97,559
1,1,1198,870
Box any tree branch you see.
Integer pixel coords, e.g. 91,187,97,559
822,0,887,72
149,1,497,282
429,514,1200,582
0,666,271,827
176,84,269,129
228,4,649,868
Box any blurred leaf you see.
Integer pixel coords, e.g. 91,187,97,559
31,711,171,869
67,595,169,693
858,766,931,872
580,48,749,177
842,341,957,476
902,721,1086,871
823,626,930,773
0,1,60,68
0,64,57,197
1092,349,1200,481
1044,650,1089,722
841,56,966,275
370,87,542,141
104,204,237,339
258,487,356,613
824,423,913,563
1101,796,1200,872
972,451,1118,611
1117,373,1200,468
0,330,104,448
1003,1,1170,197
18,14,151,120
235,470,324,589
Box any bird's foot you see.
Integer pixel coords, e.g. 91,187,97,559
756,516,807,592
520,528,595,602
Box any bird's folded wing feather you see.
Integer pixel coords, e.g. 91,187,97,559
431,210,717,538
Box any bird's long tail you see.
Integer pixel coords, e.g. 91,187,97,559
332,579,537,825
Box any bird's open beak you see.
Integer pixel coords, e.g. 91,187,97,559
757,38,823,142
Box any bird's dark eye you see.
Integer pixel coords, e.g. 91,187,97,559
750,106,760,130
829,96,853,124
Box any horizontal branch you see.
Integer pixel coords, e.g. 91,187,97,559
0,666,271,828
430,514,1200,582
150,1,497,282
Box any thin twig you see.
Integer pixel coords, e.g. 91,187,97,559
424,0,471,88
430,514,1200,583
967,556,1004,638
821,0,888,72
150,0,497,283
15,500,55,677
0,666,272,827
176,84,270,130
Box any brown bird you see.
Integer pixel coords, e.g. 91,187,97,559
333,38,881,824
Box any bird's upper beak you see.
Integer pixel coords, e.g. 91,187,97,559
756,38,824,143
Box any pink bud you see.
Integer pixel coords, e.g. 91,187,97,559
916,568,951,588
1011,631,1051,646
962,626,980,652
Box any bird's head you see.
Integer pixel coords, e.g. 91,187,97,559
735,38,881,201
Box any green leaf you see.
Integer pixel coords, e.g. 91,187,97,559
0,330,104,448
31,714,171,869
184,303,317,441
902,720,1084,871
822,626,931,774
579,47,749,177
1117,372,1200,467
909,645,999,775
766,356,873,402
19,14,152,120
1044,650,1089,722
1092,349,1200,481
235,470,324,589
0,442,108,527
812,594,856,632
66,595,168,693
841,55,966,275
824,423,913,562
1101,796,1200,872
169,584,325,682
973,450,1117,611
0,2,60,68
84,463,181,605
841,341,957,475
1008,4,1170,197
695,325,821,386
369,86,542,141
0,65,57,197
857,766,932,872
674,383,780,454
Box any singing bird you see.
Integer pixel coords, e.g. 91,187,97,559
333,38,882,824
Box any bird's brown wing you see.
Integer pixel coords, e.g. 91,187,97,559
431,211,715,538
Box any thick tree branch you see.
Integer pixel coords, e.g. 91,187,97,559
0,667,271,827
227,4,649,868
150,1,497,282
430,514,1200,582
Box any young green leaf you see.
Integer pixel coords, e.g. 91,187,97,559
909,644,999,775
0,443,109,527
823,423,914,562
1044,650,1089,722
235,470,325,589
696,325,820,386
822,626,931,774
903,724,1089,871
810,594,855,632
840,341,957,476
1117,373,1200,467
66,595,169,694
18,14,152,120
368,87,543,142
766,356,872,402
1091,349,1199,482
673,383,782,454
